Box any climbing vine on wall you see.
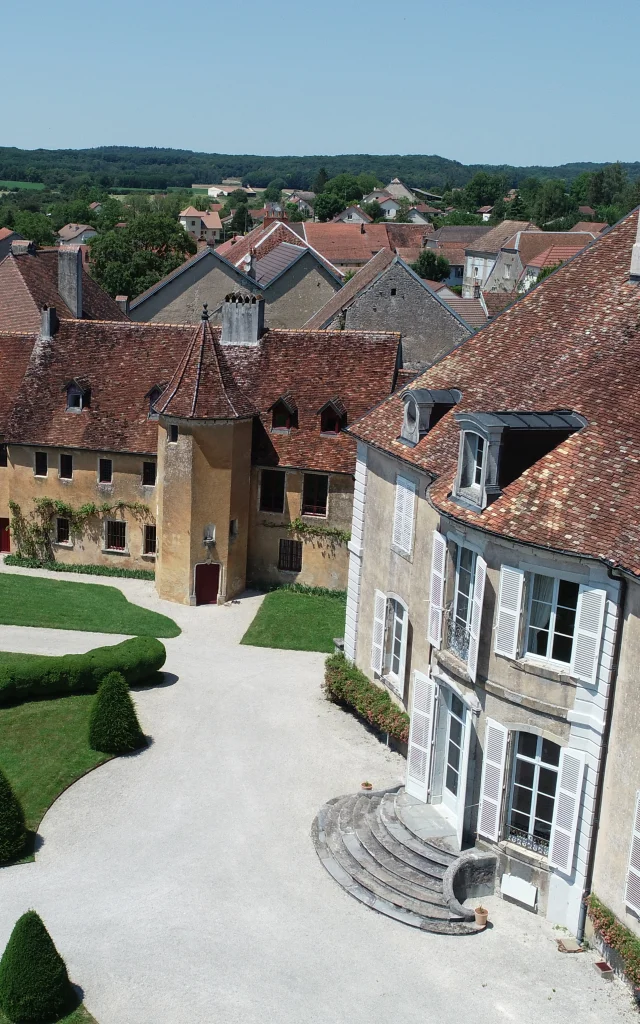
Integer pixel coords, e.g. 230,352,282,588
8,498,152,560
287,517,350,544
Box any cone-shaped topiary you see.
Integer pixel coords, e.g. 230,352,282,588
88,671,146,754
0,767,27,865
0,910,77,1023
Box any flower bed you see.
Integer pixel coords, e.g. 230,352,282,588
587,893,640,987
323,653,410,744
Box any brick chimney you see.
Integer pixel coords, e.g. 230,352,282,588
115,295,130,315
221,293,264,346
57,246,83,318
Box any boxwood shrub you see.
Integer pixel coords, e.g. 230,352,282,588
89,671,146,754
4,555,155,580
0,636,166,707
0,910,77,1023
323,653,410,744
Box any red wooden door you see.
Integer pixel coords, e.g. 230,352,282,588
195,562,220,605
0,519,9,553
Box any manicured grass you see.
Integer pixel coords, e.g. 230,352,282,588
241,590,346,653
0,1006,97,1023
0,179,45,190
0,574,179,637
0,693,110,840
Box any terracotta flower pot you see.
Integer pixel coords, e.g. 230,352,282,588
361,782,373,791
474,907,489,928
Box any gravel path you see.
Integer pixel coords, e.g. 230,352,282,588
0,565,635,1024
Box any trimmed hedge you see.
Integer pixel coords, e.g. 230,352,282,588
89,672,146,754
0,636,166,707
588,893,640,987
4,555,155,580
323,653,410,744
0,911,77,1023
0,768,26,865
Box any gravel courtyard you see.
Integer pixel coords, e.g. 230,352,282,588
0,569,635,1024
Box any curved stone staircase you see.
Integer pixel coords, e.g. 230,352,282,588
312,788,495,935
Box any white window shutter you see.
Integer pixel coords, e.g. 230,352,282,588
477,718,508,842
625,792,640,915
392,475,415,554
467,555,487,683
548,747,585,875
570,586,607,685
371,590,386,674
428,530,447,649
494,565,524,659
397,604,409,693
406,671,438,803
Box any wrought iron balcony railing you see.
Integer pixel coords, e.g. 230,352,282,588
506,824,549,856
445,606,471,663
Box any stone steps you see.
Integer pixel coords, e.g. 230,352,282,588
312,789,482,935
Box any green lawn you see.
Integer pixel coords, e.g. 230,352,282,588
0,574,179,637
0,693,111,839
241,590,346,653
0,1005,97,1023
0,179,45,190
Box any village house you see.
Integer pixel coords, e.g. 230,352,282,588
178,206,223,244
462,220,539,297
57,223,98,246
305,250,474,371
0,227,24,260
334,206,372,224
335,209,640,940
477,205,494,221
406,205,438,224
426,225,492,288
483,230,596,296
129,221,343,328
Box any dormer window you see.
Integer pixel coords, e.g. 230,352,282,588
319,398,346,435
146,384,167,421
400,388,461,447
460,432,485,492
270,393,298,433
64,379,90,413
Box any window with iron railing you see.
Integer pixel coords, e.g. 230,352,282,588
506,733,560,856
445,544,476,663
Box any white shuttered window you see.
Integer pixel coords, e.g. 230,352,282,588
625,792,640,915
428,530,447,649
371,590,386,674
406,671,438,803
392,475,416,555
467,555,487,682
494,565,525,659
548,747,586,874
569,585,607,685
477,719,509,842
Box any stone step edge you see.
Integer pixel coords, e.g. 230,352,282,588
378,793,456,868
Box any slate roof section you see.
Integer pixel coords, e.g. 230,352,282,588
253,242,309,287
4,320,399,473
0,249,128,330
304,249,395,328
348,208,640,576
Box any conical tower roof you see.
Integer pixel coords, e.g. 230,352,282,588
154,309,256,421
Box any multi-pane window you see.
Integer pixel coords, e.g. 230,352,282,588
99,458,113,484
0,444,7,468
445,693,466,796
34,451,48,477
508,733,560,854
302,474,328,516
460,433,485,490
385,598,406,683
56,517,70,544
59,454,73,479
105,520,126,551
260,469,285,514
278,538,302,573
143,524,157,555
526,574,580,664
142,461,157,486
447,544,477,662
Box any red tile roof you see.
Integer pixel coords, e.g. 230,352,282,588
443,295,488,327
0,249,128,331
503,230,595,265
302,222,390,263
525,244,587,269
481,290,517,317
349,209,640,576
3,319,399,473
0,228,17,242
572,221,608,235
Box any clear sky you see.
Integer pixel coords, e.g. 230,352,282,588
3,0,638,167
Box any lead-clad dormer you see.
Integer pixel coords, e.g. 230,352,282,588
452,410,586,510
399,388,461,447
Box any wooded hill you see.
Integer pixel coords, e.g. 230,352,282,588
2,146,639,192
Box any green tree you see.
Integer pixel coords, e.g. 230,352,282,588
312,167,329,194
355,172,382,195
536,262,562,284
89,671,146,754
324,173,364,204
531,179,574,225
432,210,482,228
361,200,385,222
12,211,55,245
394,198,413,222
411,249,450,282
285,202,307,222
230,203,251,234
314,192,346,222
506,191,527,220
0,911,77,1023
89,213,196,298
263,180,284,204
489,197,507,223
0,768,26,864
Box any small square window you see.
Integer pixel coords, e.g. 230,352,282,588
34,451,48,477
106,520,126,551
56,517,70,544
169,424,179,444
391,288,397,296
143,524,157,555
59,454,73,480
0,444,7,468
99,458,113,484
66,389,83,412
260,469,286,514
278,538,302,573
142,461,156,486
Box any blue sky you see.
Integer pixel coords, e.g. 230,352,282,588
4,0,638,166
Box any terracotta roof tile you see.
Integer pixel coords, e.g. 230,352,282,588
572,221,608,234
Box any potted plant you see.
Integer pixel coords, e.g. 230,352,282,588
474,905,489,928
361,781,373,791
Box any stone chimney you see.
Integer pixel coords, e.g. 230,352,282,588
115,295,130,315
631,214,640,280
11,239,36,256
40,305,59,342
221,293,265,346
57,246,83,318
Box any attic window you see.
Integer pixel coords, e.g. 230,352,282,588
399,388,461,447
65,380,90,413
319,398,346,436
146,384,166,421
270,394,298,433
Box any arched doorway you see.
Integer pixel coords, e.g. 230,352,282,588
195,562,220,605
